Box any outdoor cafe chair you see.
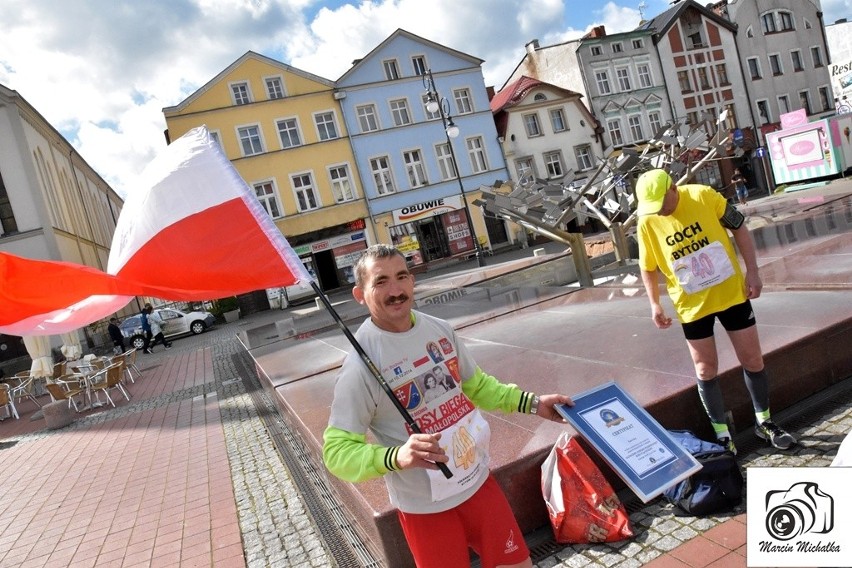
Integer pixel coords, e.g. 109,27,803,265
0,383,19,420
46,376,87,413
10,374,42,409
120,348,142,382
89,363,130,408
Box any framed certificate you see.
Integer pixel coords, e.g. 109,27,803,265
556,381,701,503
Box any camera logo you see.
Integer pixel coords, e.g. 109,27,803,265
765,482,834,541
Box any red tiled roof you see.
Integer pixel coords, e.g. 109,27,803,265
489,75,543,113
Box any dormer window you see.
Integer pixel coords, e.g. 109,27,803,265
534,93,547,101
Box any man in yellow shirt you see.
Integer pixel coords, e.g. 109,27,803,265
635,169,795,454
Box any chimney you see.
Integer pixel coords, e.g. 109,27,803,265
525,39,540,55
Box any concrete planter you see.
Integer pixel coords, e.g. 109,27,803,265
223,309,240,323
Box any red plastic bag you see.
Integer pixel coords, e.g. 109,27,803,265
541,433,633,543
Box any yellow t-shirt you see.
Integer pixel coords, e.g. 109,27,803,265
638,185,746,323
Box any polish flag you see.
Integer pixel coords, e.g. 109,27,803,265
0,126,312,336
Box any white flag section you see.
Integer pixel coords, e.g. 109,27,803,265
0,126,312,336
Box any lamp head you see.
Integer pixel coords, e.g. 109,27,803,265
446,120,460,139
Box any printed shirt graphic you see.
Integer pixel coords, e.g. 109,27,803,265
638,185,746,323
329,310,491,514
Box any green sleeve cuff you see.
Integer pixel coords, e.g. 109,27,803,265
323,425,401,483
461,367,534,414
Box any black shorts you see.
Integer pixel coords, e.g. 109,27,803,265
681,300,756,341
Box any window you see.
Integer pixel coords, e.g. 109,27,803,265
648,112,662,136
291,173,319,212
412,55,427,76
715,63,729,85
819,86,833,112
780,11,794,31
403,150,428,187
0,171,16,234
799,90,813,115
778,95,791,115
574,145,593,171
591,46,602,56
688,32,703,48
747,58,762,79
543,151,564,177
209,130,222,148
549,108,567,132
637,64,652,88
266,77,285,99
328,165,355,202
253,181,282,218
237,125,263,156
811,46,823,67
697,67,710,90
762,13,777,33
791,50,803,72
595,70,611,95
314,112,338,140
686,111,699,125
276,118,301,149
466,137,488,173
523,113,542,137
632,39,643,49
616,67,631,91
534,93,547,101
756,100,771,124
678,70,692,92
628,115,644,141
436,143,457,180
515,157,535,178
390,99,411,126
453,89,473,114
611,42,623,53
607,119,624,146
383,59,400,80
769,54,783,76
422,95,441,120
231,82,251,105
356,104,379,133
370,156,395,194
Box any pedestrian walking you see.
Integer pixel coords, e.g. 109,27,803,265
323,244,573,568
107,317,126,355
635,169,796,454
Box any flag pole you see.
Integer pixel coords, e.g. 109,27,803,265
310,281,453,479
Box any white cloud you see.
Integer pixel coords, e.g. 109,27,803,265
2,0,847,199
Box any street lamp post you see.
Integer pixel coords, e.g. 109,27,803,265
422,69,486,267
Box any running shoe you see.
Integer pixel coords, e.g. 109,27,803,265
755,420,796,450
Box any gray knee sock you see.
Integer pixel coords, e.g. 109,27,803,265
697,377,729,437
744,367,770,419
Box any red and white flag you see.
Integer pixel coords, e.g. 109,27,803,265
0,126,312,336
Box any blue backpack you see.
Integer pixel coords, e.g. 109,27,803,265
663,430,743,516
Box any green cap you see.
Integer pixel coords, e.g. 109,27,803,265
635,169,673,215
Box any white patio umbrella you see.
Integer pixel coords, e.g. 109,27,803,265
60,330,83,361
23,335,53,378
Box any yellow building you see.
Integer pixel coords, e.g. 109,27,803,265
163,52,372,292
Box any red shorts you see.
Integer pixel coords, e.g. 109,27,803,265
397,475,530,568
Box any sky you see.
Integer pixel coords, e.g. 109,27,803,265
1,0,850,198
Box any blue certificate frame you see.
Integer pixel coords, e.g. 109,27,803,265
556,381,701,503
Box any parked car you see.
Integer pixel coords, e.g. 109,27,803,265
119,308,216,349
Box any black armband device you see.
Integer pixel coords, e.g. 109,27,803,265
720,202,745,230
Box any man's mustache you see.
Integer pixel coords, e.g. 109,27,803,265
385,294,409,304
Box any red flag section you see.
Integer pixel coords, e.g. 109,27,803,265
0,126,312,336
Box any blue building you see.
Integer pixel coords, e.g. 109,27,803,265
335,29,510,265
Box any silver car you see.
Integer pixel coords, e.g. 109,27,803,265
120,308,216,349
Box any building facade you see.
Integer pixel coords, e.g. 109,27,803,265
0,84,125,361
576,26,674,155
491,76,602,187
714,0,833,132
163,52,371,292
336,29,512,263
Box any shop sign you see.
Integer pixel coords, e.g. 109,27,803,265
392,195,463,224
306,230,366,254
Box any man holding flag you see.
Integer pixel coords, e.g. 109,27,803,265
323,244,573,568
